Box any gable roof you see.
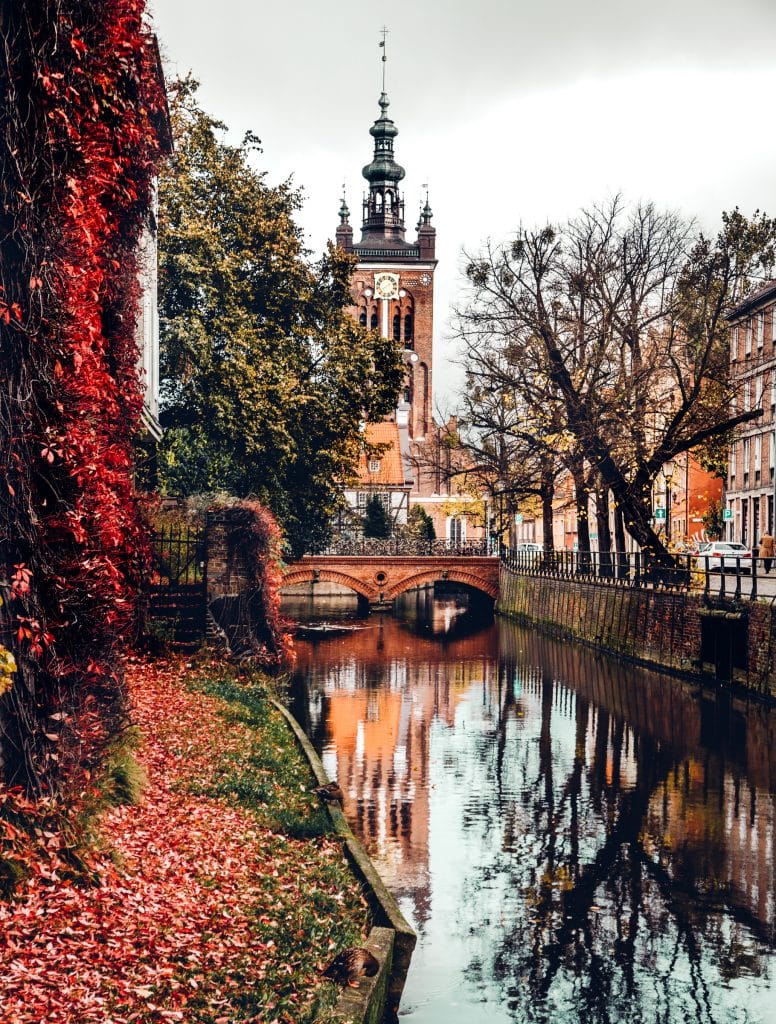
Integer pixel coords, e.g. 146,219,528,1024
356,421,410,487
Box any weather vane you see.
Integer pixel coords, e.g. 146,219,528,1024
379,26,389,92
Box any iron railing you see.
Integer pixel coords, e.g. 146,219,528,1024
501,546,776,601
147,526,208,644
319,537,492,557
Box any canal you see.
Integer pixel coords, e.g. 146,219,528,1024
285,587,776,1024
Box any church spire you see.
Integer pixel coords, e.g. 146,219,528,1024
358,31,406,245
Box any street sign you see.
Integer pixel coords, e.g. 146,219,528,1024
654,508,666,520
723,508,733,521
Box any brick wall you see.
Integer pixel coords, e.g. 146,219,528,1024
205,509,251,598
497,564,776,699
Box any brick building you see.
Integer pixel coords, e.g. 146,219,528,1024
335,80,484,543
727,279,776,547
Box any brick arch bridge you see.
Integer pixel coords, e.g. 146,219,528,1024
282,552,499,608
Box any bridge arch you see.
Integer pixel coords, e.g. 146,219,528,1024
281,569,377,603
386,570,498,602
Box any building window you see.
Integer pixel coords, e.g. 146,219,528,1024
757,312,765,348
755,434,762,481
404,314,413,342
769,494,774,534
403,387,411,404
393,312,400,341
744,380,751,411
356,492,368,509
742,497,749,545
370,312,378,330
756,374,763,407
368,459,381,474
449,516,465,544
359,311,367,327
732,325,739,361
771,433,775,479
743,437,750,482
745,320,752,356
730,444,736,482
772,306,776,344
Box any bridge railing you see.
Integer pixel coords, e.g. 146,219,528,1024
315,537,493,558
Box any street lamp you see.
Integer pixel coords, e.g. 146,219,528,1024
663,459,675,545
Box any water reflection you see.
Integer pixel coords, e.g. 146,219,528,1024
290,595,776,1024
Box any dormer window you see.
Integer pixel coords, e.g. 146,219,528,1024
368,459,381,474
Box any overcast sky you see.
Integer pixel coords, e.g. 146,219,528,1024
148,0,776,403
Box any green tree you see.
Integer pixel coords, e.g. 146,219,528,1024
157,79,403,558
407,505,436,541
362,496,392,538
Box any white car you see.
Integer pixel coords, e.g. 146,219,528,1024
695,541,752,572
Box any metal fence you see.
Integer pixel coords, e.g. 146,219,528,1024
147,526,208,643
501,546,776,602
319,537,492,557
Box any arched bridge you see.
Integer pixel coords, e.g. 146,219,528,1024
283,539,499,608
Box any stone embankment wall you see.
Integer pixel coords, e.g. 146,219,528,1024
497,565,776,700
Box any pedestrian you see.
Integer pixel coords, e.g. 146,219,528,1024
758,532,774,573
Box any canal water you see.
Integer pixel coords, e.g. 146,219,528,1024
286,589,776,1024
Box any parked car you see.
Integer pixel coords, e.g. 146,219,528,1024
693,541,751,572
514,543,544,554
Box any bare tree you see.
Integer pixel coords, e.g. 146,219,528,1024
456,199,776,569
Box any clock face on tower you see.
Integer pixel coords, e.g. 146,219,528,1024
374,272,399,300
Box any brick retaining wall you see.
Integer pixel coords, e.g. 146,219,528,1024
497,565,776,700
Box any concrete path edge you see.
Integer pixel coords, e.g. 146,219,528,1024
272,699,417,1022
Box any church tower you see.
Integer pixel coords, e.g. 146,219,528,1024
336,85,437,447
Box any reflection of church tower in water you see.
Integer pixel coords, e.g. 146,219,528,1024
335,56,437,472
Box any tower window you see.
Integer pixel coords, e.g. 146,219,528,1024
359,311,367,327
404,314,413,341
370,312,378,330
393,312,401,341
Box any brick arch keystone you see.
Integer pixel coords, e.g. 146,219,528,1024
281,569,377,602
386,569,498,602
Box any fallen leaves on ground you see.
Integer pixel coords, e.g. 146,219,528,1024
0,656,369,1023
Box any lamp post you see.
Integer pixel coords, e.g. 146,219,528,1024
663,459,675,546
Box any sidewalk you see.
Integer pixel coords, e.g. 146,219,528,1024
0,656,370,1024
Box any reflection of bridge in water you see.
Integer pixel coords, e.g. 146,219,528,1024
283,538,499,608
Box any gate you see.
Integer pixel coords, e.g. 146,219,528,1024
147,525,208,646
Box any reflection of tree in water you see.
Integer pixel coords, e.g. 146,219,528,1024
458,658,774,1024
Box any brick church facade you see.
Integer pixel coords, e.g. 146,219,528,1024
335,87,485,543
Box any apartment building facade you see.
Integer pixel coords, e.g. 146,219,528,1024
727,280,776,547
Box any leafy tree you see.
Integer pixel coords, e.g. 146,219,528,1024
701,499,724,540
157,80,403,558
407,505,436,541
362,496,392,538
458,198,776,570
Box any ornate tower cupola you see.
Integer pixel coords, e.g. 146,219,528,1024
417,193,435,260
359,92,407,245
